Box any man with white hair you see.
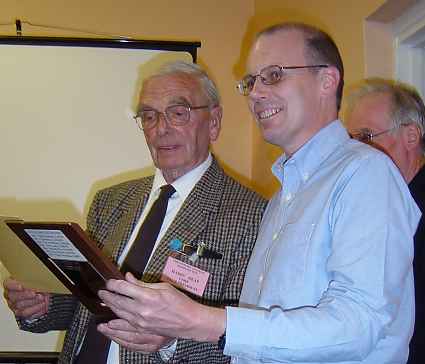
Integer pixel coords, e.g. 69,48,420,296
4,60,266,364
346,79,425,364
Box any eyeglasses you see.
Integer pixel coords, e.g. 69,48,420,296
236,64,329,96
350,126,397,143
134,104,210,130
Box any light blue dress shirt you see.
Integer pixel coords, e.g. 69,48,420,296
225,120,421,363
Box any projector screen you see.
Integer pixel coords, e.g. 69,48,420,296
0,37,198,351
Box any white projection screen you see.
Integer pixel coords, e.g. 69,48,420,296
0,37,198,352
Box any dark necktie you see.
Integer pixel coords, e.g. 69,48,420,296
121,183,176,279
75,184,175,364
74,317,110,364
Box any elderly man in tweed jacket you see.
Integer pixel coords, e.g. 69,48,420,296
4,61,266,364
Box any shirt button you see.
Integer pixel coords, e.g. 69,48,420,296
286,193,292,201
272,232,279,240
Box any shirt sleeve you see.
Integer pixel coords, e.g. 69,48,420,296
225,154,420,362
158,339,177,361
18,293,77,333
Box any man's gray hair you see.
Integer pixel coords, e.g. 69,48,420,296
348,78,425,153
152,60,221,106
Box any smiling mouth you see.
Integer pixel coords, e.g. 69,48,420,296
257,108,282,120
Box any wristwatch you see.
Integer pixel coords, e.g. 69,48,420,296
218,331,226,350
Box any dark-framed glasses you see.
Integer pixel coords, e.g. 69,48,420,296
134,104,210,130
350,126,398,143
236,64,329,96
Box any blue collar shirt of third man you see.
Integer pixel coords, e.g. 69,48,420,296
224,120,421,363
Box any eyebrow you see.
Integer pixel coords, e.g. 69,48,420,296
138,97,191,111
168,96,191,105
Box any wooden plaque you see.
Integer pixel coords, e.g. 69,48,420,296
4,220,123,320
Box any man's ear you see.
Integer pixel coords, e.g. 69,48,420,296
402,123,422,151
319,66,339,98
209,105,222,142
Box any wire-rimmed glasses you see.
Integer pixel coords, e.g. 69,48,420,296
236,64,329,96
134,104,210,130
350,126,398,143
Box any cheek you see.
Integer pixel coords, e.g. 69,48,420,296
188,126,210,155
144,133,156,150
372,138,397,157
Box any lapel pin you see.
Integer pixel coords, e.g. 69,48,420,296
168,238,222,260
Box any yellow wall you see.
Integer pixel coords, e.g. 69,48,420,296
248,0,386,197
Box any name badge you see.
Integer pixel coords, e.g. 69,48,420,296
161,256,209,297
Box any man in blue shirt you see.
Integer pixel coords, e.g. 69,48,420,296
97,22,421,363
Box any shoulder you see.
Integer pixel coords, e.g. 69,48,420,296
195,159,267,216
221,171,267,207
330,140,418,215
92,176,154,206
214,168,268,218
330,139,401,181
98,175,153,195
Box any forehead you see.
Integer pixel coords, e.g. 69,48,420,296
140,73,204,106
349,92,393,129
247,30,307,73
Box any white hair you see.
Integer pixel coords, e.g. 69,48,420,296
151,60,221,106
348,78,425,153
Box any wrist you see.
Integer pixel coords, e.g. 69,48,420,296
193,305,226,343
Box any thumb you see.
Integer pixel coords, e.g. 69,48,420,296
125,272,138,284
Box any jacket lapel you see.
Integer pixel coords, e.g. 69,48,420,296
102,180,152,262
143,157,225,281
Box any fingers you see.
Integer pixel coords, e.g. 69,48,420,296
124,272,138,284
3,278,23,292
98,289,141,325
97,319,174,353
104,279,137,296
3,279,49,319
14,297,47,318
104,318,136,331
99,279,200,339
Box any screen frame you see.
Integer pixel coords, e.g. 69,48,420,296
0,35,200,61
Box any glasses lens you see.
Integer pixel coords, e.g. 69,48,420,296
166,105,190,125
139,109,158,129
261,65,283,85
237,76,255,96
134,115,143,130
351,130,372,143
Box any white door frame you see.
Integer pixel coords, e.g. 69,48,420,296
393,0,425,97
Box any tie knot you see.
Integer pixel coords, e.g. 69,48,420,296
159,184,175,200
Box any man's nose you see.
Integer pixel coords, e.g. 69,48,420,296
156,112,170,134
249,76,268,99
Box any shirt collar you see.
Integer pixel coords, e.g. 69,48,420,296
272,120,349,186
151,153,212,200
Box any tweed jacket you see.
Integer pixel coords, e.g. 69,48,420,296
19,158,267,364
